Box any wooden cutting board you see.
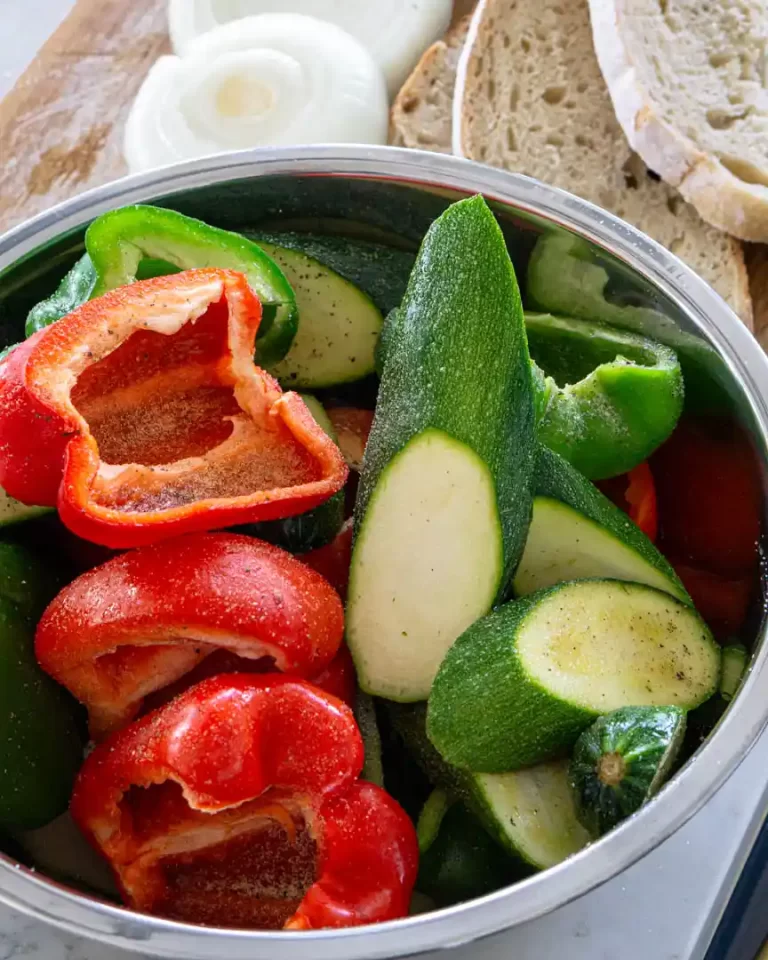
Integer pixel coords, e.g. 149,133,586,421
0,0,475,235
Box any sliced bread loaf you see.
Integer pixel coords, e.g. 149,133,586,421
589,0,768,242
389,16,471,152
454,0,753,326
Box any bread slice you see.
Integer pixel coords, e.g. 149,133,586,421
389,16,471,152
746,244,768,351
454,0,753,327
589,0,768,242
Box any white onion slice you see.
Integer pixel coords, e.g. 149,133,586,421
124,14,388,174
167,0,453,96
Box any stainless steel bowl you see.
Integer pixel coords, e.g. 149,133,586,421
0,146,767,960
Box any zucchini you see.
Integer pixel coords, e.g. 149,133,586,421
233,395,344,552
416,793,518,906
390,702,590,870
248,231,415,316
569,706,687,837
514,446,687,602
258,242,384,389
354,691,385,787
428,579,720,772
0,487,52,528
720,644,748,702
347,196,536,702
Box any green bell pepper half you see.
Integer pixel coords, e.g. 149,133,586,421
25,207,298,367
528,313,684,479
0,542,83,830
377,308,683,480
416,790,516,907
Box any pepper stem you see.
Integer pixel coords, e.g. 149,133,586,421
597,752,627,787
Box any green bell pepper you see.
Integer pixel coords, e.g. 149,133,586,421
25,207,298,367
416,789,516,907
528,313,684,479
0,542,83,830
377,308,683,480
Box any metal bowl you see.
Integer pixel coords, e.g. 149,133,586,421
0,146,766,960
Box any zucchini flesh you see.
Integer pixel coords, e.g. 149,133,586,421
389,703,589,871
514,446,687,602
259,243,383,389
347,196,535,702
569,705,687,836
428,579,720,772
348,430,503,701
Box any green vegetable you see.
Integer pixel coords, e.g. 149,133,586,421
428,579,720,772
416,792,517,906
514,446,687,602
247,231,415,315
85,205,298,366
378,309,683,478
569,706,687,836
0,543,83,829
233,395,344,552
720,644,748,701
26,253,97,337
528,313,684,479
257,242,383,389
390,702,590,870
347,196,536,702
0,487,52,529
354,691,385,787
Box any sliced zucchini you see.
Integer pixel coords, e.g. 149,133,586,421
258,242,384,389
720,644,748,702
347,196,536,702
0,487,52,528
249,231,415,316
514,446,687,603
233,395,344,552
389,702,590,871
569,706,687,837
428,579,720,772
354,691,385,787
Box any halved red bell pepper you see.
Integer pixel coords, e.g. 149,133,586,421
0,270,347,548
35,533,344,740
70,674,418,929
598,461,659,541
301,518,354,601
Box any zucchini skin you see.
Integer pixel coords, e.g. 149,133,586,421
356,195,536,597
531,445,688,601
569,705,686,836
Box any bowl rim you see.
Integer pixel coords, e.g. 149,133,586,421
1,144,767,960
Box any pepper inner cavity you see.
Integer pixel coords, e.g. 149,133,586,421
119,782,317,929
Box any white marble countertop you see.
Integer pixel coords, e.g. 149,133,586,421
1,4,766,958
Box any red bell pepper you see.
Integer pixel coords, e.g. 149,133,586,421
670,561,753,639
651,417,762,576
597,462,658,541
326,408,374,471
0,270,347,548
301,518,354,600
70,674,418,929
36,533,344,739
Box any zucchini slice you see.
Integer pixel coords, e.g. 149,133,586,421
428,579,720,772
0,487,52,528
514,447,687,603
390,703,589,871
347,196,536,702
569,705,687,836
259,242,384,389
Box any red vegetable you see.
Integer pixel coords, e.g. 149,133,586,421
36,533,344,739
652,417,761,576
671,561,753,639
301,518,354,600
597,462,658,541
71,674,417,929
0,270,347,548
326,408,374,471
